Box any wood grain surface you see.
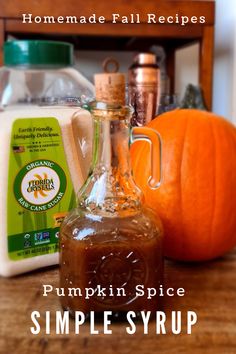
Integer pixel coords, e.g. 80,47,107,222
0,247,236,354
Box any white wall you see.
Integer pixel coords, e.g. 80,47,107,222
174,0,236,123
213,0,236,123
232,23,236,123
175,44,199,100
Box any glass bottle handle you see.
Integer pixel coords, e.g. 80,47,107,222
131,126,162,189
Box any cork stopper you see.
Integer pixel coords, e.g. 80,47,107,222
94,58,126,105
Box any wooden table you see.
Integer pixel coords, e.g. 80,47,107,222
0,0,215,110
1,248,236,354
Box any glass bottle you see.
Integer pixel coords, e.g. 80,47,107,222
60,101,163,319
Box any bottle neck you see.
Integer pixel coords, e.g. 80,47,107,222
78,114,143,215
93,118,130,174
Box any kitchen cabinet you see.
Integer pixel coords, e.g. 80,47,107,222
0,0,215,109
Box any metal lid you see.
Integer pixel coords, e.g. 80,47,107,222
134,53,156,65
3,40,74,67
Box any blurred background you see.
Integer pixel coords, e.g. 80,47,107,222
74,0,236,123
2,0,235,121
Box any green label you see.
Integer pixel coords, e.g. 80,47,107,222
7,117,76,261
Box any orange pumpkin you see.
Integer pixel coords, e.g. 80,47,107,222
131,109,236,261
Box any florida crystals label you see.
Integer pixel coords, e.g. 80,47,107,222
7,117,76,261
